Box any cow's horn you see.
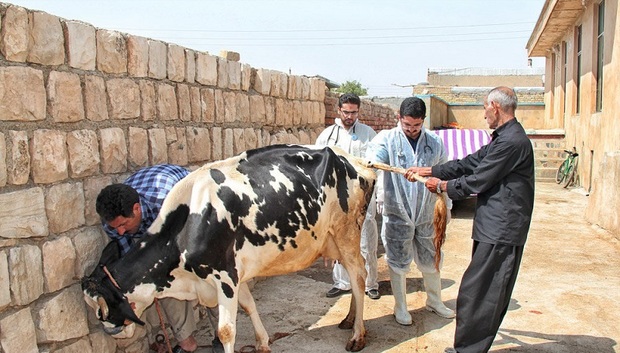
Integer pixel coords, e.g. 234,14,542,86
97,297,109,321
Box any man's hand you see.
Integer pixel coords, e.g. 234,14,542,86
404,166,433,182
377,201,384,214
404,167,419,182
424,177,443,193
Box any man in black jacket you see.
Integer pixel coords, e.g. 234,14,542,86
405,86,535,353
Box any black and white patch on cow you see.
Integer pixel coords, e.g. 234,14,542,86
82,144,376,353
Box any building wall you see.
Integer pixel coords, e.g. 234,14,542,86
445,104,547,130
412,84,548,131
538,0,620,235
428,96,450,129
427,68,545,87
0,3,395,353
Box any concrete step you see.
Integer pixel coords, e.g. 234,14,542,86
536,167,559,180
536,177,558,183
531,139,566,149
535,148,568,159
535,157,564,170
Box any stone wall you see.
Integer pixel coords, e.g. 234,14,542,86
0,3,397,353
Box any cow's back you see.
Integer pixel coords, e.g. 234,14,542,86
157,144,375,284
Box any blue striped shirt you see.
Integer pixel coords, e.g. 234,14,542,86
103,164,190,254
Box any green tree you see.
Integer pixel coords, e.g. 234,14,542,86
334,80,368,96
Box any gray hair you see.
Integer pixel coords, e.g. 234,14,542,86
487,86,518,113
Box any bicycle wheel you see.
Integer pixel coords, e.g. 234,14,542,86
563,157,578,188
555,159,568,184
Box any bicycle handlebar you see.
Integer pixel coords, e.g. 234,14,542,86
564,149,579,157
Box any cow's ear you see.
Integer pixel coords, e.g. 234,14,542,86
120,301,145,326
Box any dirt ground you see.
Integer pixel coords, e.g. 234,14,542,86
194,182,620,353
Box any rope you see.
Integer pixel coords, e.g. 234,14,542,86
154,298,174,353
102,266,175,352
102,265,121,290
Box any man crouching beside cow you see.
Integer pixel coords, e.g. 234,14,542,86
92,164,223,353
82,144,376,353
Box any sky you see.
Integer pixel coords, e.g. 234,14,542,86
6,0,547,97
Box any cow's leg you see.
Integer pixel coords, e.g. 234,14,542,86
196,280,269,352
336,230,367,352
238,282,271,353
215,279,239,353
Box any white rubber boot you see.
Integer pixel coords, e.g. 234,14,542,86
422,272,455,319
389,266,412,325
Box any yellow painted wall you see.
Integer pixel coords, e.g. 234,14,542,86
445,105,546,130
543,0,620,235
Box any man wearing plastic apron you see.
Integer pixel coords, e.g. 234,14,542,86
367,97,455,325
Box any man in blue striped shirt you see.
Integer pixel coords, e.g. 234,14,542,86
98,164,189,255
96,164,221,353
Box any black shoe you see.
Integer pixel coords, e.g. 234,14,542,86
172,345,188,353
212,337,224,353
365,289,381,300
326,287,351,298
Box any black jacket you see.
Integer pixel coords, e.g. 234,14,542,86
432,119,535,246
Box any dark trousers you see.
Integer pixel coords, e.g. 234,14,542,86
454,241,524,353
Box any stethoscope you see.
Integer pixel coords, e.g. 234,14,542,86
397,130,433,163
326,123,358,144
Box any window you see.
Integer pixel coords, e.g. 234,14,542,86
595,0,605,112
575,25,582,114
562,41,568,116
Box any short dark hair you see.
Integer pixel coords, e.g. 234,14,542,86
95,184,140,222
338,93,361,108
399,97,426,119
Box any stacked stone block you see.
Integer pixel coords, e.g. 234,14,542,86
0,3,395,353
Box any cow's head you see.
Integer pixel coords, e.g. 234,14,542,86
81,242,145,337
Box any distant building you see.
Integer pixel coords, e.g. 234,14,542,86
305,75,340,90
410,67,547,131
526,0,620,237
425,67,544,87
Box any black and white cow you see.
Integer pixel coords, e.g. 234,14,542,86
82,144,375,353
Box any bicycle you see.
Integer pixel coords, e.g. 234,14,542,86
555,147,579,188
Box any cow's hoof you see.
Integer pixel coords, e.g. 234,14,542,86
211,337,225,353
338,317,355,330
345,337,366,352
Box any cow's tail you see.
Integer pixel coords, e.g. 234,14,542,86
328,146,377,190
365,160,446,271
433,194,447,270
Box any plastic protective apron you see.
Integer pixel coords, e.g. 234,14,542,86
369,125,448,274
